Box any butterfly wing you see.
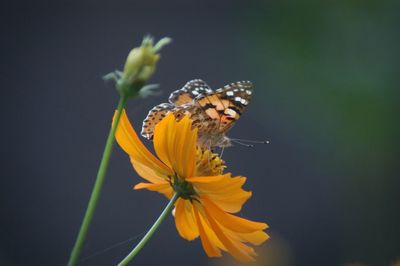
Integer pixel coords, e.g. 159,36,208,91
141,80,253,148
141,80,212,140
168,79,213,106
196,81,253,133
141,103,174,139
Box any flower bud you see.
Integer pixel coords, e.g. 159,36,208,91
105,36,171,98
122,36,170,89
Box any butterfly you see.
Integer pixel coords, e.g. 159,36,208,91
141,79,253,149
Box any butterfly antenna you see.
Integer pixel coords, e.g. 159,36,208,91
230,138,270,144
231,139,254,147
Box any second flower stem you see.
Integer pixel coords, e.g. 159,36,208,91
67,95,127,266
118,193,180,266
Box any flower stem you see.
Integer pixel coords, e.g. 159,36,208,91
67,95,127,266
118,193,180,266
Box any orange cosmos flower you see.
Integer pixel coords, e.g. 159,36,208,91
114,109,269,262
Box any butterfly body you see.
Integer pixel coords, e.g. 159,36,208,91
141,79,253,149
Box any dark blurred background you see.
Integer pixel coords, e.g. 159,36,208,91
1,1,399,266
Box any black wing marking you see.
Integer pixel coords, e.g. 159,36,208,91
168,79,213,106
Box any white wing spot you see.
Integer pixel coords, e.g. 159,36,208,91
226,91,234,96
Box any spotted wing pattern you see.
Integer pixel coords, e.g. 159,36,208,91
168,79,212,106
141,103,174,139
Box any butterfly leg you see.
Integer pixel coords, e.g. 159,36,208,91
219,146,225,160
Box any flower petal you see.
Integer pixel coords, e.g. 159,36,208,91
175,116,197,178
186,175,226,183
153,113,175,170
153,113,197,179
233,230,270,246
202,204,257,262
134,182,173,198
202,197,268,233
188,174,252,213
114,109,173,178
130,157,169,184
174,199,199,241
193,204,222,258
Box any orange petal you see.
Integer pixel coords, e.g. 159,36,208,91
194,203,226,251
186,175,226,183
130,157,169,184
174,199,199,240
134,182,173,198
202,197,268,233
153,113,197,179
193,204,222,258
234,230,270,246
189,174,252,213
153,113,175,170
175,116,197,179
202,205,256,262
114,109,173,179
207,192,252,213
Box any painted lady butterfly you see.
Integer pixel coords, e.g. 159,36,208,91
141,79,253,148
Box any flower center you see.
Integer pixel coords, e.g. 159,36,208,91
195,148,225,176
171,175,196,200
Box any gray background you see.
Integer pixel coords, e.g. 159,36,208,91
1,1,399,266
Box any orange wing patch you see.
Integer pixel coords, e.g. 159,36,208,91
171,93,193,106
168,79,213,106
196,81,253,132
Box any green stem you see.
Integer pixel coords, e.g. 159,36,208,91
118,193,180,266
67,95,127,266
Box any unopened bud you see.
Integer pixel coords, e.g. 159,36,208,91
123,36,170,86
105,36,171,98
